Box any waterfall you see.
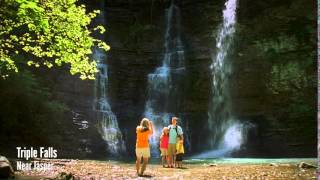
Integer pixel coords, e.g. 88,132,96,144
205,0,243,157
93,5,126,156
143,0,185,156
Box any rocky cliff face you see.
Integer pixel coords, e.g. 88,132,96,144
33,67,109,159
232,0,316,157
40,0,316,158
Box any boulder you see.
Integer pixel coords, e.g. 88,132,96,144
55,172,75,180
297,162,317,169
0,156,14,178
209,164,218,167
269,163,278,167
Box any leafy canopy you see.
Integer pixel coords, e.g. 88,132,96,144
0,0,109,79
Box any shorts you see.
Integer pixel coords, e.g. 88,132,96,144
160,148,168,156
136,147,150,158
167,143,176,156
176,153,183,161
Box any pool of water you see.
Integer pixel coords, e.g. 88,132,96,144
184,158,317,165
99,157,317,165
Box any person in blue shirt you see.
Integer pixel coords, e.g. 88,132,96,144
167,117,183,168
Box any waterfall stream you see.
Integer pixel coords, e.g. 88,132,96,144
208,0,238,149
195,0,244,158
143,0,185,156
93,6,125,156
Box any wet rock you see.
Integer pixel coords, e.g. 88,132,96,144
269,163,278,167
54,172,75,180
297,162,317,169
0,156,14,178
209,164,218,167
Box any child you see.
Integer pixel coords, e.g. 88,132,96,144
175,135,184,168
159,127,169,167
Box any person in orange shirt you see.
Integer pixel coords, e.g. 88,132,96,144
135,118,153,176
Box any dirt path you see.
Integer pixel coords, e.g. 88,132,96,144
15,159,317,179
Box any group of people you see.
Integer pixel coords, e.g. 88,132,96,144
135,117,184,176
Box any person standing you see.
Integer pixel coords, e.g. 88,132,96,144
135,118,153,176
176,135,184,168
159,127,169,167
167,117,183,168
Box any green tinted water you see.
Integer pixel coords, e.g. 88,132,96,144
101,157,317,165
184,158,317,165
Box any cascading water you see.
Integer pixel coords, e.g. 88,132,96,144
194,122,247,158
143,0,185,156
197,0,244,157
93,7,125,156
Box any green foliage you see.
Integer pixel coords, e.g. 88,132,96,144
254,35,298,55
0,0,110,79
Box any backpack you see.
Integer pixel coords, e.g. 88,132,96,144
169,125,181,137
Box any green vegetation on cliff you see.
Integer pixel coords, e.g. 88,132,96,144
236,0,316,147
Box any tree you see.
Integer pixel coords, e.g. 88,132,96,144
0,0,109,79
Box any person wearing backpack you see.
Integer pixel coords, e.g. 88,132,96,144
167,117,183,168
